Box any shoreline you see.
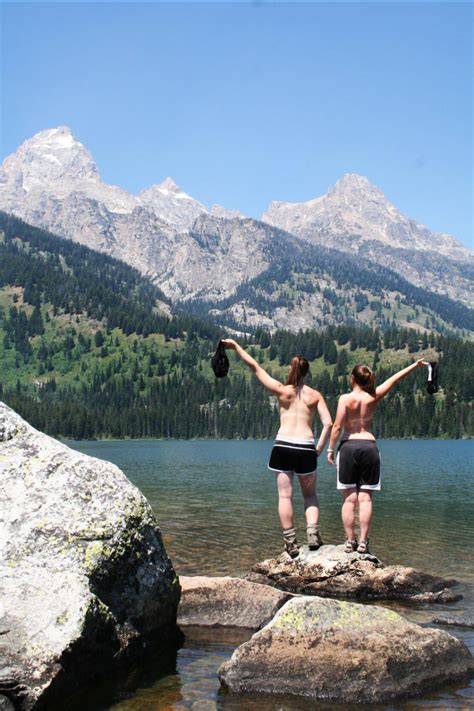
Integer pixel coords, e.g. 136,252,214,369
62,435,474,443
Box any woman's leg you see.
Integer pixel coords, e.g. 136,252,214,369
298,473,319,526
358,490,373,542
299,473,323,549
277,472,300,557
276,471,294,529
341,488,358,541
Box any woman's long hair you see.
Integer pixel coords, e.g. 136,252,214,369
285,356,310,386
352,364,376,397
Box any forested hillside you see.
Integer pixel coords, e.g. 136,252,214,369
0,212,472,439
184,233,474,335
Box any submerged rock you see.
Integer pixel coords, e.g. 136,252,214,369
247,544,462,603
219,596,473,703
0,402,180,710
432,613,474,629
178,576,290,629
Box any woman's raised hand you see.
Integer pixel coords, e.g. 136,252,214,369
221,338,238,350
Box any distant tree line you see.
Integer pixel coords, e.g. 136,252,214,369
1,318,472,440
0,210,472,440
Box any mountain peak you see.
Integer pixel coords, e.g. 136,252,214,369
329,173,384,199
19,126,90,158
36,125,75,143
261,173,470,261
0,126,100,191
337,172,371,185
140,177,195,200
158,177,181,192
138,178,208,232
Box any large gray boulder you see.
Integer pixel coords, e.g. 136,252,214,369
247,544,461,603
0,402,180,710
219,596,473,703
178,576,290,630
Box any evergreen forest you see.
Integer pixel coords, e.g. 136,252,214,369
0,212,472,440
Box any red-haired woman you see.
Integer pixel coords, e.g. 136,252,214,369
327,360,427,554
222,339,332,558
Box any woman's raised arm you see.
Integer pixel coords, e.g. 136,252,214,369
221,339,284,395
375,359,427,400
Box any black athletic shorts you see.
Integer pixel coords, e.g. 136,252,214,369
336,440,381,491
268,436,317,476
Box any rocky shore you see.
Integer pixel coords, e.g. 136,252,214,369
179,559,471,704
1,402,472,709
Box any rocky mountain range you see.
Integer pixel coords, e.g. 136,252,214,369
0,126,472,332
263,174,470,262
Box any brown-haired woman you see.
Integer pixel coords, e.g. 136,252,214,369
327,359,427,554
222,339,332,558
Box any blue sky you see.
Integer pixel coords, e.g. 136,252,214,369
1,2,472,247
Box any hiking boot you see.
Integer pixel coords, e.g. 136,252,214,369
284,538,300,559
307,525,323,551
344,539,358,553
357,539,370,554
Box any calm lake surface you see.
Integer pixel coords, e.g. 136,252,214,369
69,439,474,711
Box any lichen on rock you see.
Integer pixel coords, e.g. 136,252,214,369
219,596,474,703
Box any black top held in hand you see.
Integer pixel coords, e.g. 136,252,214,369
426,362,439,394
211,340,230,378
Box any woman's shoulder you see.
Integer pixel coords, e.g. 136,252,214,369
338,392,352,401
304,385,324,399
276,383,296,399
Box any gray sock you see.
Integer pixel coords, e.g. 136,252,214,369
283,527,297,543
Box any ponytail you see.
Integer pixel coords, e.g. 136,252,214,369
285,355,310,386
352,364,376,397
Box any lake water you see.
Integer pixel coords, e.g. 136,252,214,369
69,439,474,711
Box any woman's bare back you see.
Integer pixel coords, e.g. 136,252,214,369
277,384,321,438
340,391,377,440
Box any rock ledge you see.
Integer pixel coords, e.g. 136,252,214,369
178,576,290,630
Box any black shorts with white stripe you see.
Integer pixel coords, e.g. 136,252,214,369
336,439,381,491
268,437,317,476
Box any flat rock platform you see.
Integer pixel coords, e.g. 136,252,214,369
246,544,462,604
